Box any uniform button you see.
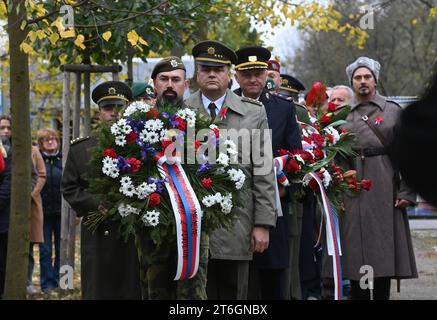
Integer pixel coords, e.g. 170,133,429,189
104,230,109,236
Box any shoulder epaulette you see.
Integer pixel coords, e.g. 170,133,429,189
70,136,90,145
386,99,403,109
241,96,262,106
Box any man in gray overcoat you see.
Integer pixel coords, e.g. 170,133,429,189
335,57,418,300
185,40,277,300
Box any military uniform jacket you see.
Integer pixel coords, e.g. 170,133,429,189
324,94,417,280
234,89,302,268
61,135,141,299
185,89,277,260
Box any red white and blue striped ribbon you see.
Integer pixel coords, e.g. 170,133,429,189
153,151,202,280
274,155,290,187
308,171,343,300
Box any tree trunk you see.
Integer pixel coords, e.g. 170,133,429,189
4,0,32,300
60,71,76,285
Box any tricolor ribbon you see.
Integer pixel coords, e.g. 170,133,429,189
307,171,343,300
153,151,202,280
273,155,290,217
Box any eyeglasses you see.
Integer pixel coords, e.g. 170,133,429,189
42,137,57,143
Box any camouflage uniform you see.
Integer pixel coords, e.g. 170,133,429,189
136,228,208,299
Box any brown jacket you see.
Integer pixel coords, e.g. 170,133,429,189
324,94,417,281
30,146,46,243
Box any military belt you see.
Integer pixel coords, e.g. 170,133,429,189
354,147,387,159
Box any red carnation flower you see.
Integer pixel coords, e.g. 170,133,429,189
310,133,325,147
126,157,141,173
313,147,325,159
146,108,159,119
361,179,372,191
328,102,337,112
174,117,187,131
148,193,161,207
341,128,348,134
286,158,300,174
326,133,334,143
305,81,327,108
201,177,213,189
219,107,229,120
103,148,117,158
126,131,138,144
347,177,359,191
320,114,332,125
374,116,384,125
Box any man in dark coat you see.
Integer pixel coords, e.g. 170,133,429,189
61,81,141,300
234,46,302,299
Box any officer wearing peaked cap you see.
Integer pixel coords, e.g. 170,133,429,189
61,81,141,299
186,41,278,300
278,74,310,124
233,46,302,300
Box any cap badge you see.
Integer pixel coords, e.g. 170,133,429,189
145,87,153,95
108,87,116,94
248,56,257,62
283,79,288,84
170,59,178,67
207,47,215,55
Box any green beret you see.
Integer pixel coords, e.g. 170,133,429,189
151,56,186,79
131,82,155,99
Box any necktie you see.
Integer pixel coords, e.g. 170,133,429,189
208,102,217,120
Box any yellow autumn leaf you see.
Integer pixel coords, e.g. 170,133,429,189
152,26,164,35
49,33,59,45
60,29,75,38
102,31,112,41
74,34,86,49
20,42,34,54
0,2,6,14
411,18,418,26
127,30,139,46
138,36,148,46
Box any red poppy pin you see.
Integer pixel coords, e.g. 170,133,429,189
374,116,384,125
219,107,229,120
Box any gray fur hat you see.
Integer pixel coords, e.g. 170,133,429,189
346,56,381,83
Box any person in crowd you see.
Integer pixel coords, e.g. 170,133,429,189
61,81,142,299
37,128,62,293
233,46,302,299
185,40,277,300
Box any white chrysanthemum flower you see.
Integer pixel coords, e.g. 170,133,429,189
142,210,160,227
322,169,332,188
202,195,217,207
145,119,164,132
119,182,137,198
138,102,152,113
146,131,160,144
120,176,132,186
220,193,233,214
217,153,229,167
136,182,157,200
109,168,120,178
115,135,126,146
227,168,245,189
118,203,140,217
102,156,118,167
